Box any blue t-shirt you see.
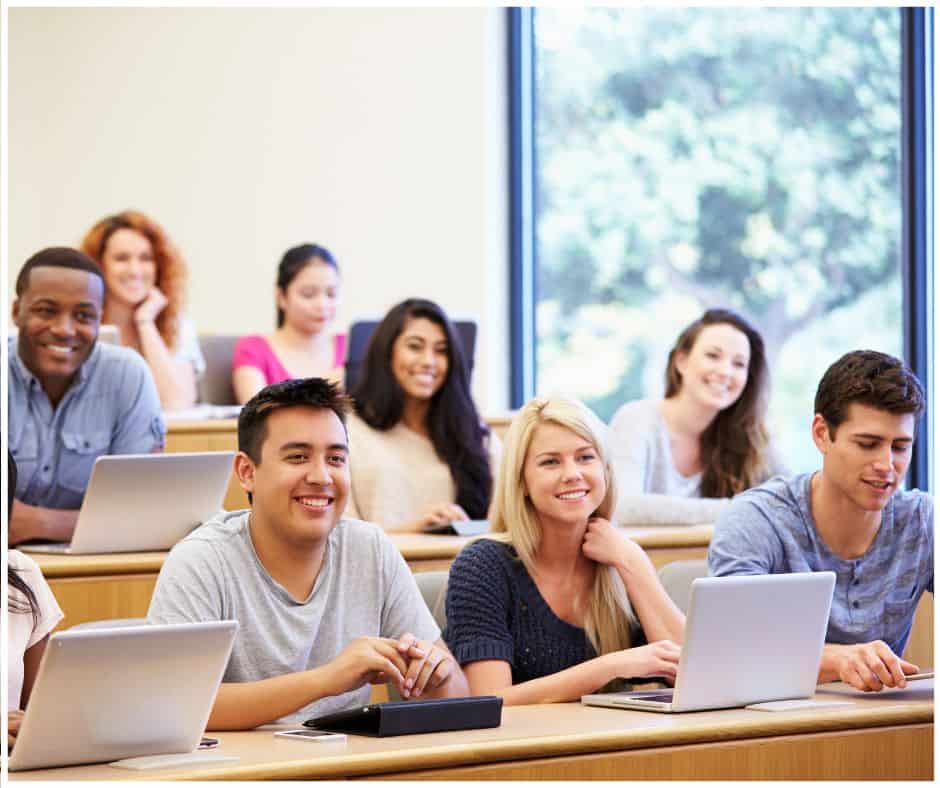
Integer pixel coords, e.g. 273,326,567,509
708,473,934,656
8,336,166,510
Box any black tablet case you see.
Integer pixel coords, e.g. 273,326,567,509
304,696,502,737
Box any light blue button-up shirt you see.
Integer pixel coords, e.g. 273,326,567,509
8,336,166,510
708,472,934,657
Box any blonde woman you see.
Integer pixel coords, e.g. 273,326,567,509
443,397,684,704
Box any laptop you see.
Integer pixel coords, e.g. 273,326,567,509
582,571,835,713
8,621,238,772
21,451,234,554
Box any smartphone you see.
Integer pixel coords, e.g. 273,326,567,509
905,671,934,681
274,729,346,743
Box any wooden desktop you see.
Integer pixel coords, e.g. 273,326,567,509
10,681,933,780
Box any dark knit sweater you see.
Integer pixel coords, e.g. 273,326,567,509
443,538,621,684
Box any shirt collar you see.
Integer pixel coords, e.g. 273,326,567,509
9,335,101,394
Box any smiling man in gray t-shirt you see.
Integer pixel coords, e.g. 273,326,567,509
149,379,468,728
709,351,933,693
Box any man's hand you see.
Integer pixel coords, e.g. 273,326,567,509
324,637,411,696
9,501,79,545
825,641,920,691
395,632,455,699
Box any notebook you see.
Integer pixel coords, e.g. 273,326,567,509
8,621,238,771
582,571,835,713
20,451,234,554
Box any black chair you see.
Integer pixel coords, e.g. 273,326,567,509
344,320,477,393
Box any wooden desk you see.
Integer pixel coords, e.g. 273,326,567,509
11,682,933,780
33,527,713,631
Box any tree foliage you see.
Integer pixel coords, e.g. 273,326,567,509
536,7,901,366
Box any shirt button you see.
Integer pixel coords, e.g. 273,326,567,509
853,601,860,608
42,465,50,472
853,579,859,586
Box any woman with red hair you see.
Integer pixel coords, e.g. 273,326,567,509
81,211,205,410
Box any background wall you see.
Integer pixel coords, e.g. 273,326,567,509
9,7,509,411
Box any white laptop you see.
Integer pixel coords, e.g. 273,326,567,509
21,451,234,554
8,621,238,772
582,571,835,713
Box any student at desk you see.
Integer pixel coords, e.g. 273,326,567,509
232,243,346,403
8,248,165,545
709,350,933,692
444,397,684,704
148,378,469,729
346,298,499,532
7,451,64,751
609,308,783,525
80,210,206,410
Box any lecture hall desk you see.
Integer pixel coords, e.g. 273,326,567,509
10,680,934,780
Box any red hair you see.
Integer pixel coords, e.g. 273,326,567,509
80,210,187,351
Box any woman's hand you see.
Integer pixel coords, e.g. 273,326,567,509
8,710,24,751
582,516,651,574
602,641,682,683
134,286,169,324
419,503,470,529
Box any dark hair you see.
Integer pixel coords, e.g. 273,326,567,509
15,247,104,297
664,308,771,498
815,350,925,437
8,449,39,624
238,377,351,465
351,298,492,519
276,243,338,328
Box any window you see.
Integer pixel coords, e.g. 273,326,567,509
514,7,924,475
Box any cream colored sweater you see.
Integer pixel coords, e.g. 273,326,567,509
344,412,501,529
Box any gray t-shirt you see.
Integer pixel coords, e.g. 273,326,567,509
148,510,440,722
708,473,934,656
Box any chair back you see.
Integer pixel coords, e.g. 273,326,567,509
657,559,708,614
198,335,240,405
414,569,449,630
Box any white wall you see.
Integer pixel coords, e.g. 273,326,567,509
9,7,509,411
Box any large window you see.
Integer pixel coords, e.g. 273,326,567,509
525,7,906,473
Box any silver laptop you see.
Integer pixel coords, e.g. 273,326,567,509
8,621,238,772
21,451,234,554
582,571,835,713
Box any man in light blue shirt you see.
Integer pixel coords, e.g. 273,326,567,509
9,247,165,544
709,350,932,693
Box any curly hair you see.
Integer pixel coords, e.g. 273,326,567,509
80,210,188,351
664,308,771,498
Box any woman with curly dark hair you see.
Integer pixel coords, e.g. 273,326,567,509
7,449,63,750
81,210,204,409
609,308,785,525
346,298,499,532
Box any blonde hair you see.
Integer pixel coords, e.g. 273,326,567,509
488,397,636,656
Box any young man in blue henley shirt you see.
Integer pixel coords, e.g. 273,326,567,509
709,350,932,693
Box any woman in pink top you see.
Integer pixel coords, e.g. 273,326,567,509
232,243,347,403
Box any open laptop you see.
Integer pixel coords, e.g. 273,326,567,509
8,621,238,772
582,571,835,713
20,451,234,554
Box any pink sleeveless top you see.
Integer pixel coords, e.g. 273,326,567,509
231,334,347,386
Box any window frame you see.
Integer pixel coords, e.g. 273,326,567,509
509,6,934,492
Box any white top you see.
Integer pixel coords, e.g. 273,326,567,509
609,399,739,526
174,315,206,378
7,550,64,710
345,412,501,528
